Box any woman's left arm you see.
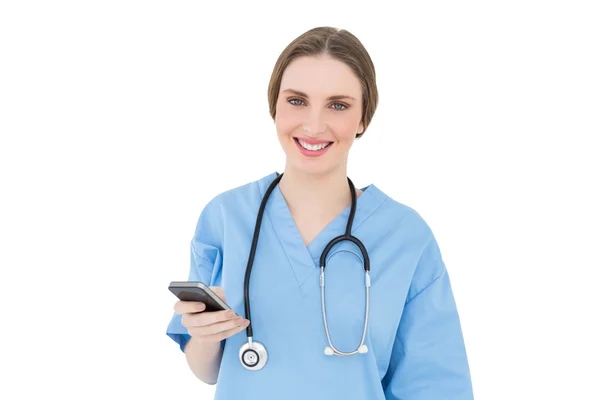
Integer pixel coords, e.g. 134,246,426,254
382,232,474,399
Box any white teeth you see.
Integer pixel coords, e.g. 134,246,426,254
298,139,330,151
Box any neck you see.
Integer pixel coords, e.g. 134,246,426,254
278,165,360,216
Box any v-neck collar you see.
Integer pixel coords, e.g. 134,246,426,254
256,172,388,295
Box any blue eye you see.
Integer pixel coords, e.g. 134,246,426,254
287,98,347,111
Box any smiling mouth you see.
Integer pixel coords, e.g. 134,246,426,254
293,137,333,151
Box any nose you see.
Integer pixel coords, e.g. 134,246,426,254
302,109,327,135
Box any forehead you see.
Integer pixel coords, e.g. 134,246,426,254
280,55,362,98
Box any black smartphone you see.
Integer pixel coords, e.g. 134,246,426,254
168,281,231,312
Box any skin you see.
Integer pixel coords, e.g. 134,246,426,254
275,54,365,242
275,54,364,179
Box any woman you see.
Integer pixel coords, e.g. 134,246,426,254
166,26,474,399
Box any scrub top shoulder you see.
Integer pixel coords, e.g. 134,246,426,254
166,171,474,400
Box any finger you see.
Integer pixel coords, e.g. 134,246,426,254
190,315,248,336
183,309,237,328
191,319,250,344
174,300,206,314
209,286,226,302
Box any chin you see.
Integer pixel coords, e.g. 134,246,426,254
290,158,337,177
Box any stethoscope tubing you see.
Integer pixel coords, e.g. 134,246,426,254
241,172,371,368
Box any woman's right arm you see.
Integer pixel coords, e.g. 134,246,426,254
177,287,250,385
184,338,223,385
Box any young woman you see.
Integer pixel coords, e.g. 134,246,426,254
166,26,474,399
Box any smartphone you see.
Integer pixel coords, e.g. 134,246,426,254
168,281,231,312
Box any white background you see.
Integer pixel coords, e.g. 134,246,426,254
1,1,599,399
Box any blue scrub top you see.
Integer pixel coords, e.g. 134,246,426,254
166,172,473,399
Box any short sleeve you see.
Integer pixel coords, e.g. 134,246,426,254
382,231,474,399
165,198,224,352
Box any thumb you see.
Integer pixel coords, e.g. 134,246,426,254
209,286,226,302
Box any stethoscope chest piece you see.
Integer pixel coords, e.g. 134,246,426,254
239,338,268,371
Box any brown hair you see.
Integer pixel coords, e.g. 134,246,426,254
267,26,378,139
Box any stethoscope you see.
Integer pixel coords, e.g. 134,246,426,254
238,172,371,371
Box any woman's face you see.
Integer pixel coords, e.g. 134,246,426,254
275,55,364,177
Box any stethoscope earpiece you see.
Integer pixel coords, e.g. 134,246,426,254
324,344,368,356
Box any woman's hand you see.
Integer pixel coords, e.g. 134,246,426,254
174,286,250,344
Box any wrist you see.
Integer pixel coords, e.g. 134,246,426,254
190,337,223,354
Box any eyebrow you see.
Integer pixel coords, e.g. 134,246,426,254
281,89,356,101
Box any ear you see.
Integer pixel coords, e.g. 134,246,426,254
356,121,365,138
